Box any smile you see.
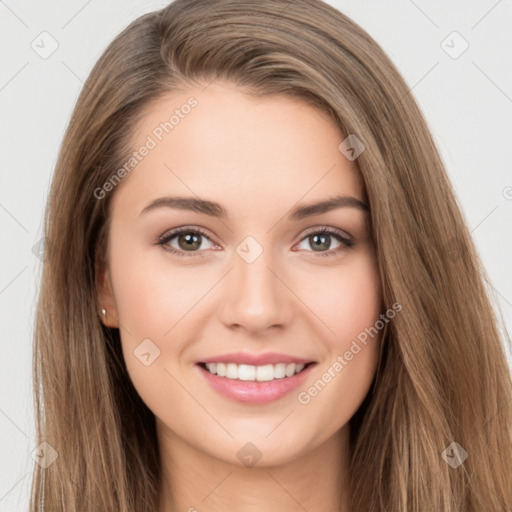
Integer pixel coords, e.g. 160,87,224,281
196,362,317,404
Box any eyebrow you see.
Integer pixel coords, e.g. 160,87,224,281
139,194,369,220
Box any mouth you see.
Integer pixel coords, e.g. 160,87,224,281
195,360,317,404
196,361,316,382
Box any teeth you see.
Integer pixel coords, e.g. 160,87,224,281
204,362,306,381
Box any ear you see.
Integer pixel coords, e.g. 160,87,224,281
95,253,119,329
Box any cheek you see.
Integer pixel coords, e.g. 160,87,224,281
109,239,211,339
295,252,382,407
304,251,382,345
108,242,204,417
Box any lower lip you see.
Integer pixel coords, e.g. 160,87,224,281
196,363,316,404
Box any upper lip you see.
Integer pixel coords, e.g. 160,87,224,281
198,352,315,366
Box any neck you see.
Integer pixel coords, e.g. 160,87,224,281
156,420,351,512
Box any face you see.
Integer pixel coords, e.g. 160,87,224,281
98,80,382,467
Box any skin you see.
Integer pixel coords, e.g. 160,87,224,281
97,80,382,512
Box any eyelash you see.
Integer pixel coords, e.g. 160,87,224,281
154,225,354,259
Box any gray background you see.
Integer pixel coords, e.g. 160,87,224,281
1,0,511,510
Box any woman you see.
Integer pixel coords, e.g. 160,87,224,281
31,0,512,510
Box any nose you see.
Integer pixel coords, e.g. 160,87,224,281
218,244,294,335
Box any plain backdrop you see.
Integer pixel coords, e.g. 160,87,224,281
1,0,511,510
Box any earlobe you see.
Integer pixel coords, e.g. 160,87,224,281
99,304,118,328
95,260,119,328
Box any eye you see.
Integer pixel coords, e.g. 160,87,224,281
155,226,216,257
294,227,354,257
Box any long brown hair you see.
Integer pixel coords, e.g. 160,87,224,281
31,0,512,510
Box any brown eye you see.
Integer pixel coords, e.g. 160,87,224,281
176,232,202,251
156,227,215,257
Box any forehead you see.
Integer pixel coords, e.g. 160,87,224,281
113,81,365,217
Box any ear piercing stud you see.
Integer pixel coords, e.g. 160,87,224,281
101,308,106,317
